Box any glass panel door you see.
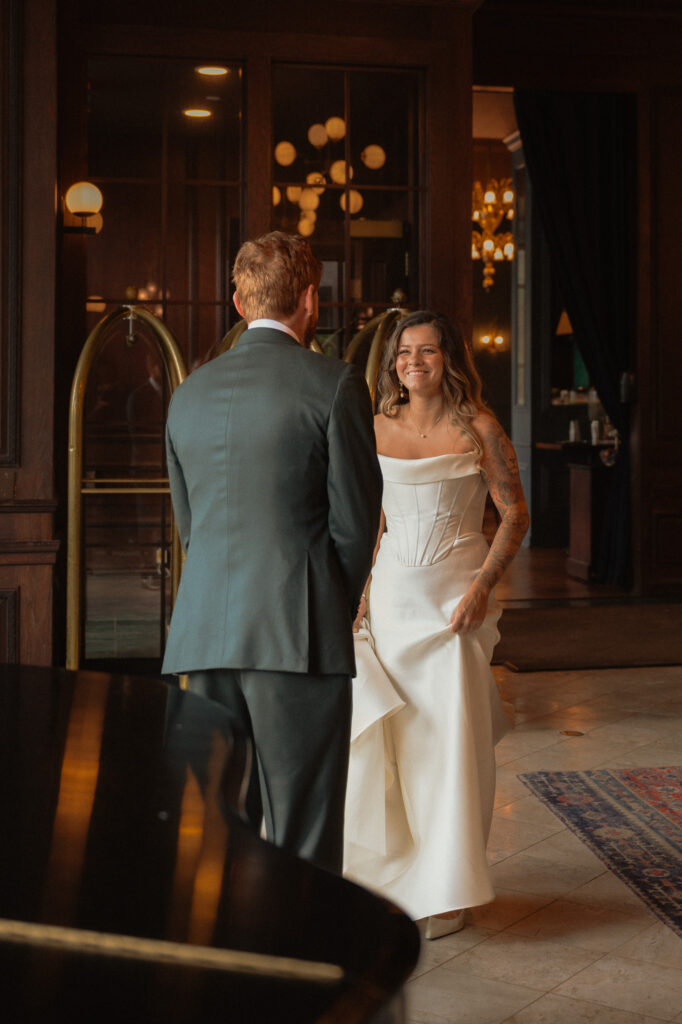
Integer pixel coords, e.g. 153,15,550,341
271,64,423,355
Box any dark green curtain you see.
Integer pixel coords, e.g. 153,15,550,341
514,91,636,587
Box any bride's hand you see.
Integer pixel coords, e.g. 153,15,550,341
353,593,367,633
449,585,489,633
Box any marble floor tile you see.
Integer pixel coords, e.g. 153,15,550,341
495,728,566,765
494,767,533,808
522,828,605,870
639,728,682,749
406,964,539,1024
511,698,577,722
515,706,629,731
410,921,494,979
468,890,555,933
442,931,599,991
487,816,561,864
507,897,655,953
604,742,682,767
567,871,659,920
493,794,566,832
489,851,605,898
584,717,679,746
499,992,666,1024
554,954,682,1020
612,921,682,969
504,735,634,773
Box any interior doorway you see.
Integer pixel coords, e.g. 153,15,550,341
472,87,626,604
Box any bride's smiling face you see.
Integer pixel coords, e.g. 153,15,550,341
395,324,445,396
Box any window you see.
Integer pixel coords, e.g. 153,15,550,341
271,65,423,354
86,56,244,367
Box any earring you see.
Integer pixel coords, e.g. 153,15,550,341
399,381,408,399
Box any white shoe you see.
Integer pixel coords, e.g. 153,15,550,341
424,910,465,940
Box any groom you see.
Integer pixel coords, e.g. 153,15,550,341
162,231,382,873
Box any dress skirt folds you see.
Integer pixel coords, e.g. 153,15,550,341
343,453,510,921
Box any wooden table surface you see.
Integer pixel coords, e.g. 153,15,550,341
0,664,419,1023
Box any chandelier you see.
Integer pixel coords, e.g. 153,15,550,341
471,178,515,290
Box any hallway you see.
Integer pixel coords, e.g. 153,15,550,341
405,662,682,1023
495,546,626,608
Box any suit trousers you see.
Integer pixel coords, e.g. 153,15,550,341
187,668,352,874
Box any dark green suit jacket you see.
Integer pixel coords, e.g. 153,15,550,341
162,327,382,677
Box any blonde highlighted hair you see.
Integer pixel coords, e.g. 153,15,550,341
232,231,322,320
377,310,489,450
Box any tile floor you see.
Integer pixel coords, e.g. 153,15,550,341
404,662,682,1024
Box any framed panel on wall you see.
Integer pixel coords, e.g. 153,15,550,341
0,0,21,465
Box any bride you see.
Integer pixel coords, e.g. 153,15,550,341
344,310,529,939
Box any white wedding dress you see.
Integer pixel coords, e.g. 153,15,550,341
344,452,510,921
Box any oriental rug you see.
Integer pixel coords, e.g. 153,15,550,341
493,602,682,671
519,767,682,937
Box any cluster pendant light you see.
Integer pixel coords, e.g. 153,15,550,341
272,115,386,237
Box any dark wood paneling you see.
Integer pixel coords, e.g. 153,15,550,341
0,0,21,466
654,513,682,568
21,0,57,503
641,90,682,593
245,55,271,241
473,5,682,92
0,0,60,664
0,588,17,661
75,0,450,39
427,8,473,328
653,92,682,441
0,500,58,665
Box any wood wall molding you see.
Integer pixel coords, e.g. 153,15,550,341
0,588,18,662
0,0,59,664
0,543,60,566
0,0,22,466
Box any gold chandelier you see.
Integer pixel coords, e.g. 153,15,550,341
472,178,515,290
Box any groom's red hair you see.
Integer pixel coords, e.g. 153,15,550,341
232,231,322,321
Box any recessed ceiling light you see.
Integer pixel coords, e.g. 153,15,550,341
183,108,212,118
196,65,229,77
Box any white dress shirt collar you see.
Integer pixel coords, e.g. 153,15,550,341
247,318,300,344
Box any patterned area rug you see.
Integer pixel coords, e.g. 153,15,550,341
519,768,682,937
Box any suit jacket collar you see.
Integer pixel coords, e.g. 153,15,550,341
235,326,302,349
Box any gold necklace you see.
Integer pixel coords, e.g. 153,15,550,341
409,405,445,439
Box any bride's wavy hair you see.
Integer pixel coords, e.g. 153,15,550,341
376,310,487,447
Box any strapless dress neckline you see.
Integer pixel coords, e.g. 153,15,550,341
377,451,477,462
377,451,480,484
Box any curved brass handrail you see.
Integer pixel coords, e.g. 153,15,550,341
217,318,248,356
66,306,187,669
342,312,389,367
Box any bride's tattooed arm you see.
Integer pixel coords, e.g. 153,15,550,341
448,413,528,633
476,414,529,593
